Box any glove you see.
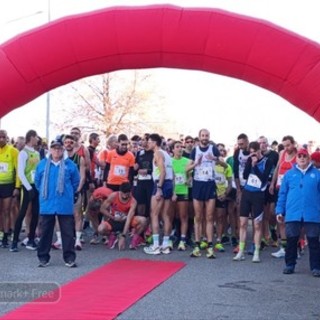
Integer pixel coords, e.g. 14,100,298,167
74,192,80,204
28,189,35,200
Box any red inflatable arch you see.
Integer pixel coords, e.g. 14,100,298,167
1,5,320,120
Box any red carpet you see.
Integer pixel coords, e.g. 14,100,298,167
2,258,185,320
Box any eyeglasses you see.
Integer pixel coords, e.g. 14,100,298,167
297,154,308,159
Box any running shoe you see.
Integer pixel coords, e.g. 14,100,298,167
161,246,171,254
75,239,82,251
178,241,186,251
107,233,118,249
283,265,295,274
190,246,201,257
200,240,208,250
65,261,77,268
26,240,38,251
168,240,174,251
271,247,285,258
9,242,19,252
233,252,245,261
21,237,29,246
214,242,225,252
38,261,50,268
52,241,62,250
143,245,161,255
90,234,101,245
129,234,142,250
260,238,268,250
221,235,231,245
312,269,320,277
206,247,216,259
252,252,261,263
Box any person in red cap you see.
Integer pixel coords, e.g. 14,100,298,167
276,148,320,277
311,151,320,169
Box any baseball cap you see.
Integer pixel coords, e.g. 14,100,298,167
297,148,309,156
50,139,63,148
311,151,320,162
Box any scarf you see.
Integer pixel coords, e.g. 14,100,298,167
42,155,65,199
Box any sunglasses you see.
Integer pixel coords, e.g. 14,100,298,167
297,154,308,159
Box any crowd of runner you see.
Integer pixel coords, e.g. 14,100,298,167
0,127,320,275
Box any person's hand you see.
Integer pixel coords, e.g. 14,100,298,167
12,188,20,198
276,214,284,223
269,184,274,195
74,192,80,204
172,193,177,202
118,236,126,251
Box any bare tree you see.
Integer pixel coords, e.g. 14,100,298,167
51,70,176,139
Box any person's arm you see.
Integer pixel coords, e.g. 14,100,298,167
243,157,252,180
100,194,116,219
128,166,135,185
17,150,32,191
77,157,86,192
12,147,21,194
252,158,274,185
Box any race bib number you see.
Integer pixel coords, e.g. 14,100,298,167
277,174,284,187
114,165,126,177
247,174,262,189
175,173,186,185
214,172,226,185
195,166,213,181
0,163,8,173
114,211,127,219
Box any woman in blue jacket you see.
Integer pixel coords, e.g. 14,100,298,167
276,148,320,277
35,139,80,268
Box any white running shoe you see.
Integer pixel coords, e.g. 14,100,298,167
271,247,285,258
252,252,261,263
233,252,245,261
75,240,82,251
52,240,62,250
143,245,161,255
161,246,171,254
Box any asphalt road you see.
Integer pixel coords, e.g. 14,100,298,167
0,232,319,320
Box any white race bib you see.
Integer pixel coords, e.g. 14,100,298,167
214,172,226,185
114,165,126,177
195,166,213,181
0,162,8,173
137,174,152,180
175,173,186,185
247,174,262,189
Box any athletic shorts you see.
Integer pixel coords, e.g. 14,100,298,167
176,194,189,202
216,199,227,209
134,180,154,205
103,216,139,232
0,183,15,199
152,180,173,200
264,183,277,204
226,188,237,201
240,189,265,220
192,180,216,201
188,187,193,201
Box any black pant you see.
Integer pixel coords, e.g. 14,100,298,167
37,214,76,263
285,221,320,270
13,185,39,243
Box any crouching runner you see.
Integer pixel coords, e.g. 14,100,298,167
98,182,147,250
